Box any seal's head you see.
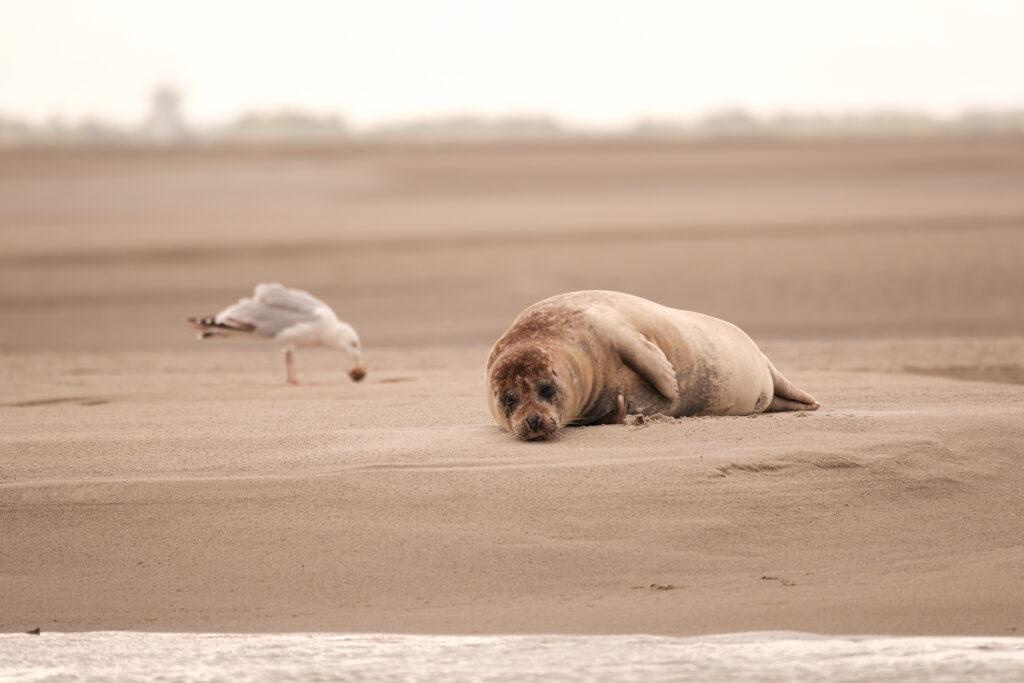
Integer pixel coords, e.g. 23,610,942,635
486,344,566,441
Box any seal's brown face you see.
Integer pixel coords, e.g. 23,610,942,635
488,346,564,441
499,378,561,441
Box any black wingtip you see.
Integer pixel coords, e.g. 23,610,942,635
188,316,219,329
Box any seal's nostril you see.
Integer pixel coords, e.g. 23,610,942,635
525,414,542,432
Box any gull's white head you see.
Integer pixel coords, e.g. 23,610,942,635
330,321,366,382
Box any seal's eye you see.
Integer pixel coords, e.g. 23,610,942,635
537,383,556,402
500,392,519,414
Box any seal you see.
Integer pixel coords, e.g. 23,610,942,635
485,290,819,440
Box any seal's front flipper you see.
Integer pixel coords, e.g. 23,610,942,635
611,329,679,402
610,393,627,423
592,393,628,425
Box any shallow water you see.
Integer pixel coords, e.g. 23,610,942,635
2,631,1023,682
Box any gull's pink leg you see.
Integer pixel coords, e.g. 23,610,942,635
285,348,299,385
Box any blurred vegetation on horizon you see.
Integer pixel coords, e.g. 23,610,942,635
3,85,1024,146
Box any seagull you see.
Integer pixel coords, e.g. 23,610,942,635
188,283,366,385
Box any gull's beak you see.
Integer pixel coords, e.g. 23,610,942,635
349,361,366,382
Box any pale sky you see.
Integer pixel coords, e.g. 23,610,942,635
2,0,1022,127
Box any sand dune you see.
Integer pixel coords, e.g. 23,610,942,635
1,139,1023,634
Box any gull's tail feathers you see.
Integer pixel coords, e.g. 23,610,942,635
187,316,257,340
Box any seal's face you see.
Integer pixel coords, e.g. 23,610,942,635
487,346,564,441
498,376,561,441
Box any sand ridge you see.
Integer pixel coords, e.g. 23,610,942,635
2,139,1023,634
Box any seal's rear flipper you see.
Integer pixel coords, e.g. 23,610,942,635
766,395,820,412
764,358,820,412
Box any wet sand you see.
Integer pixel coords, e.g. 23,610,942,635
1,138,1023,634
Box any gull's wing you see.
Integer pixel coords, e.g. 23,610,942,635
215,283,336,339
253,283,333,317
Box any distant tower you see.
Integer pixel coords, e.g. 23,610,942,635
145,85,186,142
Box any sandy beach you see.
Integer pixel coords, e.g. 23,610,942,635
2,137,1023,635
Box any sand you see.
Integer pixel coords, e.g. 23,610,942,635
1,138,1023,635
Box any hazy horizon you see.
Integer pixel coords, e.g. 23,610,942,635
2,0,1023,129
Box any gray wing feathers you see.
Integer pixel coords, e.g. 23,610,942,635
253,283,331,316
216,284,336,338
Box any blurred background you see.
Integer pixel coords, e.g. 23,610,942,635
2,0,1023,352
